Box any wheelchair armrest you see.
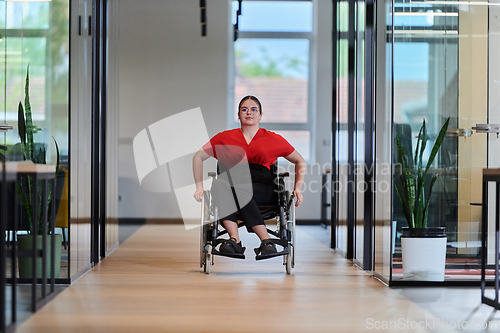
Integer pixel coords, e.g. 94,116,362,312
278,172,289,178
208,172,216,178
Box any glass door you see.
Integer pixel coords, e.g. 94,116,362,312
389,0,500,282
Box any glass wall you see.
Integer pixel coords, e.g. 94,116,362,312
372,0,393,281
0,0,70,327
335,0,349,255
105,0,120,256
332,0,392,281
354,0,366,267
69,0,92,277
0,0,70,281
69,0,119,273
334,0,500,284
335,0,372,265
390,0,459,281
0,0,117,285
386,0,500,282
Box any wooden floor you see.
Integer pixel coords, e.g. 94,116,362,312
17,225,441,333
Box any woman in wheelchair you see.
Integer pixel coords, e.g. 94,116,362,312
193,95,305,258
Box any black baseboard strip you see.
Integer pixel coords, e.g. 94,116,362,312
118,218,146,225
296,219,328,225
389,280,491,287
7,278,71,285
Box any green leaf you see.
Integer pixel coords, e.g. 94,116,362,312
415,185,425,228
53,137,60,177
418,120,427,173
51,137,60,228
414,125,423,168
397,157,413,227
18,102,26,146
24,65,34,162
423,174,439,228
404,169,416,228
424,118,450,177
395,135,408,169
397,131,417,228
395,134,403,165
395,181,412,225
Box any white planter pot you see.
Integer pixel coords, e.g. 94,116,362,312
401,228,447,281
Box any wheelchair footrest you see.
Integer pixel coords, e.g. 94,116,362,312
211,238,246,259
211,248,245,259
254,238,289,261
255,248,289,261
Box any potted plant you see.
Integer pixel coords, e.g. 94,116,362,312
16,65,62,279
394,117,450,281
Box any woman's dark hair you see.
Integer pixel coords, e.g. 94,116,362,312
238,95,262,114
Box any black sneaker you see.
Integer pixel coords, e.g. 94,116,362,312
259,239,277,255
219,237,245,254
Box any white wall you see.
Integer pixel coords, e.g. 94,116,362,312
118,0,332,220
118,0,231,218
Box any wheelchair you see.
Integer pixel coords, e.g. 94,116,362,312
200,162,296,274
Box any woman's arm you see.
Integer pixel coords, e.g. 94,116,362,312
284,150,306,207
193,148,211,202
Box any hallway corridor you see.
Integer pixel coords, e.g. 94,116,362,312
16,225,442,332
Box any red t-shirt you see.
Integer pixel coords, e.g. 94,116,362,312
202,128,295,169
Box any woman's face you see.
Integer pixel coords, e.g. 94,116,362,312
238,99,262,126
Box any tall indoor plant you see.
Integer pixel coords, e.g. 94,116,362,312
16,65,62,279
394,117,450,281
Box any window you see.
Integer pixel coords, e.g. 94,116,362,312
231,0,314,161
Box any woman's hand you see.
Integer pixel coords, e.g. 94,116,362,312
194,187,204,202
293,189,303,207
193,148,211,202
284,150,306,208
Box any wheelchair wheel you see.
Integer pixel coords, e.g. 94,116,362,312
200,191,211,271
285,191,296,274
204,249,211,274
286,245,293,275
289,213,295,269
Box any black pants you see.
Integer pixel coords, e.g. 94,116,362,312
211,179,274,232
